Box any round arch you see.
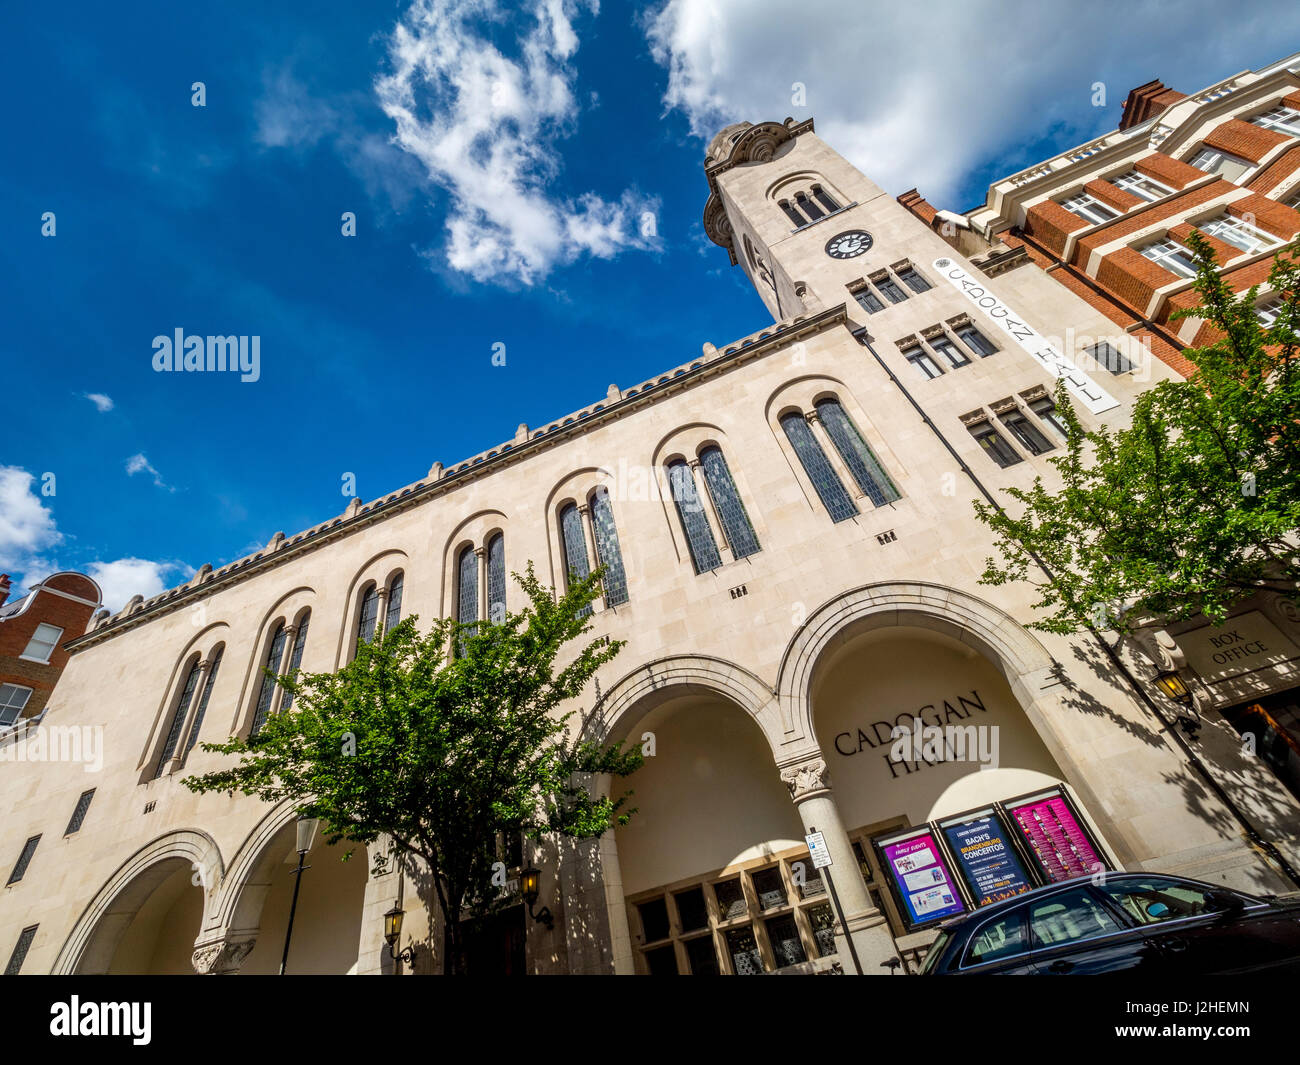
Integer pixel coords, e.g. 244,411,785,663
53,829,224,974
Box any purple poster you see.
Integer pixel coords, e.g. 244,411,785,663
879,831,966,925
1009,795,1104,882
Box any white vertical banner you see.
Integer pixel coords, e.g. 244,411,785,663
932,258,1120,415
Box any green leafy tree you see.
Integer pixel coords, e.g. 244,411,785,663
184,563,642,974
975,231,1300,636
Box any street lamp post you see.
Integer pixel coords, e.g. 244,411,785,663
279,815,319,976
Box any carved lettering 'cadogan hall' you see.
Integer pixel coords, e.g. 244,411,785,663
4,53,1300,976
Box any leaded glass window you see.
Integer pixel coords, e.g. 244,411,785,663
726,927,763,975
251,623,288,736
65,789,95,836
154,658,202,777
668,460,722,574
486,534,506,624
684,935,720,974
559,504,592,618
876,275,908,304
854,286,885,313
4,926,37,976
7,835,40,885
278,616,310,711
357,585,379,646
590,488,629,606
183,647,222,757
766,915,807,968
699,447,760,559
807,903,837,957
457,545,479,653
385,573,404,634
781,412,858,522
815,398,900,506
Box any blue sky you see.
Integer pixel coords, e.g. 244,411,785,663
3,0,1298,610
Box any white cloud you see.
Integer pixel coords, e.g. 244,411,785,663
254,67,340,149
125,453,174,493
83,392,114,412
0,467,62,581
376,0,660,285
643,0,1300,204
87,558,194,613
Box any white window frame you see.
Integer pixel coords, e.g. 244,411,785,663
0,684,34,728
1110,169,1172,202
1140,237,1198,279
1187,147,1252,182
1197,213,1283,255
1283,188,1300,209
1257,295,1285,328
20,622,64,664
1250,105,1300,138
903,347,943,380
1059,192,1119,225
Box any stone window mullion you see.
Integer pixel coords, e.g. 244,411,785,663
166,657,212,775
691,459,732,559
806,411,864,502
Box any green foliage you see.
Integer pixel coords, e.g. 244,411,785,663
974,231,1300,635
184,562,642,967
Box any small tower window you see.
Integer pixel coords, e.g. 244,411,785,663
779,199,804,226
812,185,840,213
794,191,825,222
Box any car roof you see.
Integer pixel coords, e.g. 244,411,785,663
934,872,1252,933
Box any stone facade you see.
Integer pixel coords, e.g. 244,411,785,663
4,98,1300,977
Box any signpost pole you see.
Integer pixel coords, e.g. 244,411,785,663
809,826,864,976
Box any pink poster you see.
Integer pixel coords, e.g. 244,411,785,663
1009,795,1103,882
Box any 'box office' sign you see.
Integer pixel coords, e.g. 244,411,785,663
873,787,1109,930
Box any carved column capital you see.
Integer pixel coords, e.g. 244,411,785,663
191,935,257,975
781,757,831,802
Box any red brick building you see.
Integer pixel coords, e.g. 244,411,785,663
0,573,102,732
900,53,1300,379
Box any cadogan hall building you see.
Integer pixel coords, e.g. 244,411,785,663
4,58,1300,975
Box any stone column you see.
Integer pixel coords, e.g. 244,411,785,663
475,546,488,623
779,754,898,974
166,656,212,774
374,586,389,637
577,503,603,613
806,411,863,502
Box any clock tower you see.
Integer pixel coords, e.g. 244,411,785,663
703,118,919,322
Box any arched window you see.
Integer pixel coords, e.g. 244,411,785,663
814,398,900,507
457,545,479,649
182,647,222,760
779,199,804,226
385,573,404,633
590,488,629,607
486,535,505,624
699,446,760,559
251,623,288,736
812,185,840,213
559,504,592,618
781,412,858,522
154,657,201,778
357,584,379,646
794,191,824,222
278,611,311,711
668,460,722,574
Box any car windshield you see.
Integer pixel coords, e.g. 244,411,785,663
917,931,951,974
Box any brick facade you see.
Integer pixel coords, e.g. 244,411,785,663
1203,118,1290,163
1024,198,1089,258
0,573,101,721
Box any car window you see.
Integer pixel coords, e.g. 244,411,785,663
1096,877,1225,925
918,931,951,974
1028,888,1122,947
964,911,1028,966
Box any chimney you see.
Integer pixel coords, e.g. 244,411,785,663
0,574,10,607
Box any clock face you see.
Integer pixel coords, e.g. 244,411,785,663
825,230,873,259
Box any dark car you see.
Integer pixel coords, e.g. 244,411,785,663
915,872,1300,974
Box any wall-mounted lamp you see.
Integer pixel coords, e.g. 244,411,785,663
383,904,417,967
1154,670,1201,739
519,866,554,929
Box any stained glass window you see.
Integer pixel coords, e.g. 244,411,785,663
385,573,404,634
590,488,629,607
781,412,858,522
560,504,592,618
278,616,310,711
457,545,479,653
699,447,760,559
251,623,287,736
183,647,223,757
668,461,722,574
154,658,202,777
486,534,506,624
357,585,379,646
815,398,900,507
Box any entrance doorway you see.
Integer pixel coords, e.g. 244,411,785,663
1220,690,1300,801
461,905,526,975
